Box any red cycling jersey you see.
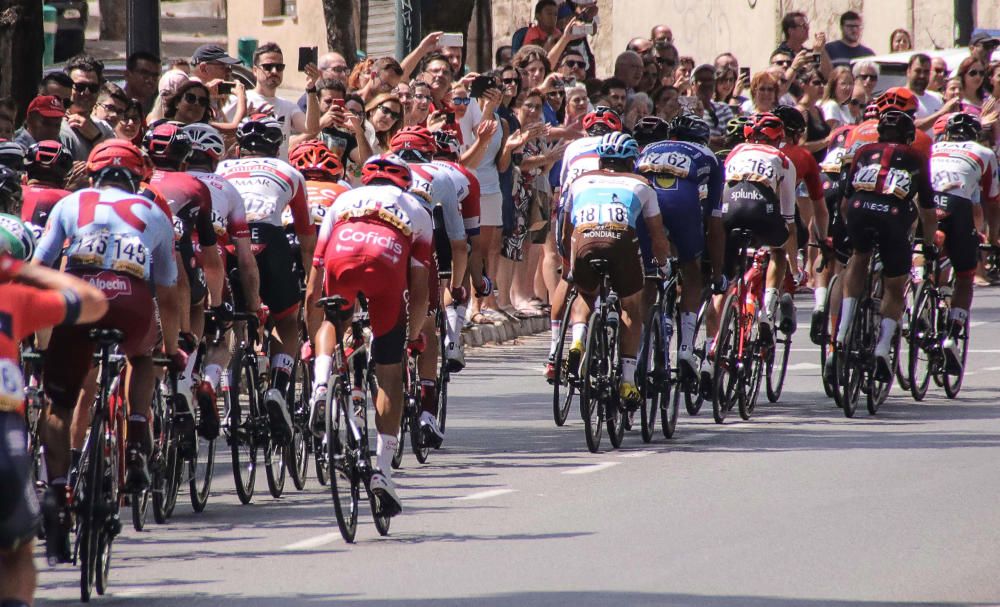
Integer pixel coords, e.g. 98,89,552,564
20,183,70,238
0,282,68,413
845,118,932,165
149,169,218,247
782,143,824,200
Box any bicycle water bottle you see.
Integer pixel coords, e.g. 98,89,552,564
661,310,674,365
256,353,269,380
606,294,620,328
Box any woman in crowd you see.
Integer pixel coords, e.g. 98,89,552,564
652,85,682,121
165,79,247,132
148,68,188,123
956,56,988,115
714,65,744,114
890,28,913,53
115,99,145,145
623,93,653,132
821,66,857,129
797,68,830,159
404,80,433,127
362,92,404,156
447,82,474,145
637,57,661,95
563,83,590,131
852,60,880,107
741,71,779,115
514,45,551,92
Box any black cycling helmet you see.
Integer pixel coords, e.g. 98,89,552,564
142,121,193,168
237,114,283,157
877,110,916,145
0,166,22,213
945,112,981,142
25,140,73,185
725,116,750,146
668,113,711,145
772,104,806,135
631,116,670,148
0,140,26,172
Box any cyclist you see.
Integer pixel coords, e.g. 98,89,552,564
0,225,107,607
631,115,671,149
389,126,468,448
217,115,316,445
929,112,999,373
843,87,933,164
834,110,937,381
144,122,225,420
545,107,624,379
0,166,22,215
559,132,672,409
183,122,262,438
305,153,433,516
35,139,181,563
20,140,73,240
635,114,727,379
0,140,25,173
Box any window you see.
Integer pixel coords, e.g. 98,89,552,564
263,0,296,18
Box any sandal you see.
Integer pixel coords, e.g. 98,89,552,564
470,312,493,325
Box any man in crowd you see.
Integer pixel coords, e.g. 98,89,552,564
557,50,589,85
613,51,644,99
929,57,950,94
61,54,114,162
298,52,351,111
122,51,162,111
906,53,956,132
824,11,875,67
969,31,999,66
523,0,562,51
13,96,64,150
91,83,129,131
775,12,831,77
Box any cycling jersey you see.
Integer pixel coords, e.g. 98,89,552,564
782,142,824,201
20,183,70,239
432,159,481,237
930,140,1000,205
216,157,312,236
35,187,178,287
843,118,933,164
635,140,724,263
189,170,251,247
723,143,798,219
410,163,466,242
149,169,217,247
819,125,854,175
281,179,351,229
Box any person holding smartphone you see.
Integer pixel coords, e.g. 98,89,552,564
522,0,563,52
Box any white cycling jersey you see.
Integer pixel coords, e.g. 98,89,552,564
724,143,798,219
930,140,1000,204
189,170,251,244
409,163,466,242
216,157,311,234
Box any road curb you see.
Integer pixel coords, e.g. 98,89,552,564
463,315,547,349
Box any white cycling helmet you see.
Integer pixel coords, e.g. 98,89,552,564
182,123,226,162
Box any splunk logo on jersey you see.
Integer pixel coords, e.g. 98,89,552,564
336,227,404,255
728,188,763,201
81,271,133,298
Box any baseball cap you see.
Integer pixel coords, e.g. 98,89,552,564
970,31,1000,46
191,44,240,65
27,95,65,119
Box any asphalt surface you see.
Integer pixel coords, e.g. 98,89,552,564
34,289,1000,606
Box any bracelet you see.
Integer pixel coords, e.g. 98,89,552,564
306,87,317,95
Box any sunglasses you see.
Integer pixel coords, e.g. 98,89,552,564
502,77,520,85
183,92,210,106
858,74,878,81
258,63,286,73
810,79,824,86
562,60,586,69
773,60,792,67
967,70,985,77
451,97,471,105
377,105,402,120
72,82,100,94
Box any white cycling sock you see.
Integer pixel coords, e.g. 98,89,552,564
445,305,460,345
549,320,562,355
376,432,397,475
680,312,697,350
313,355,333,392
705,337,716,357
814,287,828,311
571,322,587,345
762,288,779,322
621,357,637,385
203,364,223,391
837,297,857,343
271,352,294,375
875,317,898,358
948,307,968,325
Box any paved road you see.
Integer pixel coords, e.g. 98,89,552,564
36,290,1000,606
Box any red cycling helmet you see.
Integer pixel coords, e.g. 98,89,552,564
87,139,150,181
744,112,785,144
25,140,73,181
932,113,955,139
874,87,918,115
289,140,344,180
142,121,192,166
582,107,623,134
389,126,437,156
863,103,880,121
361,153,412,189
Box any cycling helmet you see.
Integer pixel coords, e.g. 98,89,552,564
433,130,461,159
744,112,785,144
932,113,953,140
86,139,150,190
0,167,21,213
877,110,916,144
863,103,880,121
289,140,344,180
360,153,412,189
389,126,437,161
874,87,918,115
0,213,35,261
183,123,226,163
631,116,671,147
945,112,981,142
582,106,623,135
142,121,192,167
725,115,750,145
668,113,711,145
25,140,73,184
237,114,283,157
596,132,640,162
0,140,26,172
772,104,806,134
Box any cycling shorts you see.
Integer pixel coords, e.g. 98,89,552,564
722,196,789,249
0,413,40,550
43,271,157,411
179,237,207,305
845,194,915,278
935,192,977,274
250,223,301,321
569,228,643,297
636,192,706,268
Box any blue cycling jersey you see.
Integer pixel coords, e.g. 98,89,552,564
636,140,724,216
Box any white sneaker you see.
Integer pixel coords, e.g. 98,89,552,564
677,344,697,378
309,384,327,436
369,470,402,517
445,341,466,373
418,411,444,449
264,388,293,445
942,337,962,374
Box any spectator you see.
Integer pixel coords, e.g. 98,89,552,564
522,0,562,51
741,71,779,114
14,96,64,149
796,68,829,158
984,62,1000,149
115,98,144,144
546,1,598,80
651,24,672,46
313,78,357,164
38,73,73,109
943,76,962,103
956,56,987,115
165,80,214,124
421,53,454,108
770,49,793,70
600,78,628,114
225,42,320,158
714,65,744,112
654,42,679,86
929,57,950,93
821,66,858,129
446,83,474,144
906,53,952,131
148,68,188,122
767,65,796,106
0,98,15,140
825,11,874,67
651,85,681,121
189,43,240,115
61,54,114,162
626,37,653,57
613,51,645,97
123,51,162,111
889,28,913,53
543,82,566,123
170,58,192,74
637,57,660,94
513,45,551,91
852,60,880,104
969,32,999,68
691,64,732,148
714,53,747,99
555,50,588,86
495,45,513,67
564,83,590,130
441,44,467,78
348,58,375,91
775,12,832,79
297,52,350,111
356,57,405,103
405,80,433,126
362,93,404,156
623,92,653,132
91,83,129,129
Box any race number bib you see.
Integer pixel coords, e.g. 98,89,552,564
337,198,413,236
68,230,148,279
572,202,629,230
0,359,25,413
726,157,776,185
637,150,693,178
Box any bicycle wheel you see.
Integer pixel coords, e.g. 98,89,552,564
837,310,865,418
605,318,626,449
868,323,898,415
580,311,605,453
741,335,765,421
77,419,105,602
328,381,359,543
228,349,259,505
943,317,968,399
411,402,431,464
551,292,576,426
264,437,287,498
765,332,791,403
820,274,839,398
131,488,149,532
152,390,180,524
638,303,661,443
393,388,413,469
188,436,215,513
895,281,913,392
286,356,310,491
684,294,709,416
438,316,449,433
712,293,740,424
907,283,934,401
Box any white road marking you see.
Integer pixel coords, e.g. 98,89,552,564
617,451,654,459
282,532,342,551
562,461,621,475
970,321,986,328
786,362,821,371
982,366,1000,371
456,488,517,501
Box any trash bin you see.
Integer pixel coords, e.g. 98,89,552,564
43,5,58,66
237,37,258,67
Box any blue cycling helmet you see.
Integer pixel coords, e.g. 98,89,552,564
596,132,640,161
668,113,711,145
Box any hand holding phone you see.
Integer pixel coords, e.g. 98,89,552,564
438,33,463,48
298,46,318,72
217,81,235,96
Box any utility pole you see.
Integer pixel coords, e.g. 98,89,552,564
127,0,161,58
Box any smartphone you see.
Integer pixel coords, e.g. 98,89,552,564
217,81,235,96
445,111,456,125
439,33,464,48
811,52,821,66
572,23,594,36
331,98,345,109
470,75,495,98
298,46,318,72
739,66,750,81
678,96,699,111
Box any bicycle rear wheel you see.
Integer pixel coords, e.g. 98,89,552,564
712,293,740,424
868,324,898,415
684,294,709,416
77,419,105,602
765,333,791,403
907,283,934,401
286,356,310,491
838,311,865,418
638,304,661,443
943,318,968,399
438,315,450,433
188,437,215,513
820,274,839,398
328,381,359,543
605,320,625,450
264,438,287,498
228,349,259,505
152,391,181,523
552,293,576,426
581,311,605,453
895,281,913,392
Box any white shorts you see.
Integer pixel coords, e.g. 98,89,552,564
480,191,503,227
